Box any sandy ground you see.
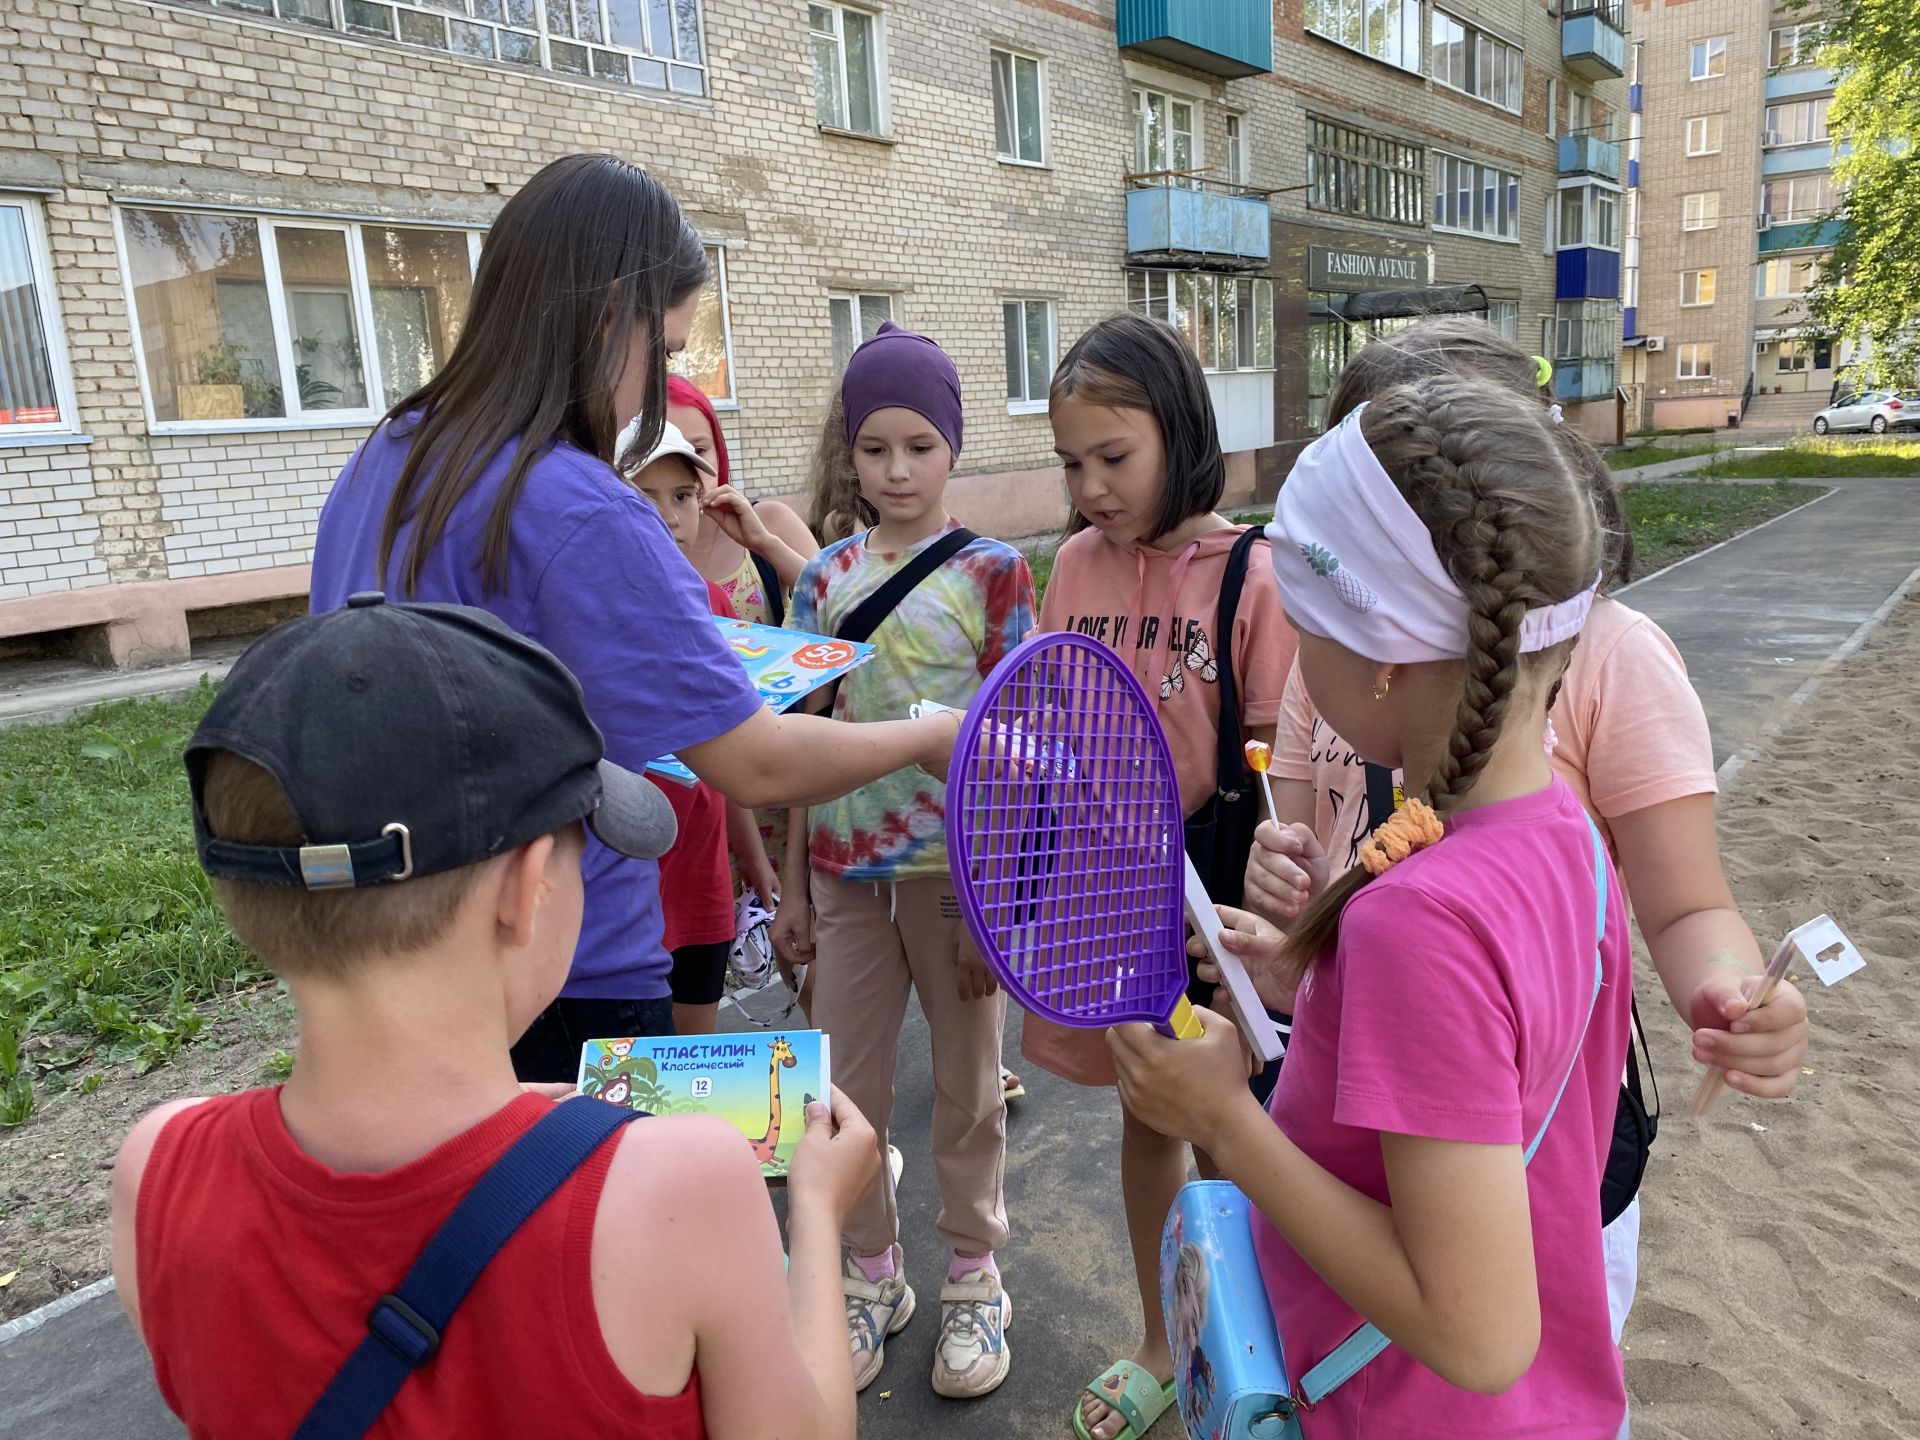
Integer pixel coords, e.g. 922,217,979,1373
1626,597,1920,1438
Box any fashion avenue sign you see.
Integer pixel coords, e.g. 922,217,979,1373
1310,245,1426,292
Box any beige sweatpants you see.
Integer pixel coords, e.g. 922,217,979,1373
809,869,1010,1260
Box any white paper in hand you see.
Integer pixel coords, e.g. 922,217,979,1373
1790,914,1864,986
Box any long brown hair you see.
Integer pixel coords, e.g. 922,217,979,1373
804,390,873,543
374,154,709,595
1280,376,1603,970
1326,316,1634,586
1049,312,1225,542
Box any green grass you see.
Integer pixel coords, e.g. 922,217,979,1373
1699,437,1920,479
0,683,259,1124
1607,443,1717,471
1623,480,1828,576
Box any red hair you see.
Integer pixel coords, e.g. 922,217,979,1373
665,375,730,490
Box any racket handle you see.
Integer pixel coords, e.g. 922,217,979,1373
1169,995,1205,1041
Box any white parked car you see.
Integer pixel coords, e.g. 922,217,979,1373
1812,391,1920,434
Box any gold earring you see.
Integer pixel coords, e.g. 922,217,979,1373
1374,671,1393,701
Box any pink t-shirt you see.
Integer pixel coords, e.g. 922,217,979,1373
1275,596,1717,872
1255,779,1632,1437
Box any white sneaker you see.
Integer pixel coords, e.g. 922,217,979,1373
932,1268,1012,1398
844,1247,915,1392
888,1144,904,1185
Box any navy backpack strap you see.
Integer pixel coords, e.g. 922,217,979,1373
290,1099,641,1440
1291,817,1613,1413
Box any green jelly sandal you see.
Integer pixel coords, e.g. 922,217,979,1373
1072,1358,1178,1440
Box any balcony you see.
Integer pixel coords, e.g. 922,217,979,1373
1557,247,1621,301
1116,0,1273,78
1765,68,1836,101
1558,133,1622,182
1561,2,1626,80
1758,218,1847,254
1126,176,1271,268
1553,358,1617,403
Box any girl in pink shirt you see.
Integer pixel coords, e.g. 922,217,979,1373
1244,321,1809,1373
1036,314,1297,1440
1112,375,1631,1437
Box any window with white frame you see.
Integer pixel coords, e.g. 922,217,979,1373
1769,23,1823,69
1433,152,1520,240
1681,191,1720,230
1132,87,1198,178
1545,78,1558,138
1776,338,1810,373
1765,97,1830,147
1485,299,1518,341
811,4,885,136
1762,175,1837,223
1690,36,1727,80
991,49,1045,165
0,195,79,437
1685,114,1724,156
1308,119,1425,226
1305,0,1422,73
206,0,710,96
1225,115,1249,186
1676,342,1713,379
1003,299,1056,409
1128,270,1275,373
1756,254,1821,298
1558,185,1619,249
1680,268,1716,306
668,244,734,404
119,206,483,429
1431,10,1524,113
1553,298,1615,362
829,290,893,373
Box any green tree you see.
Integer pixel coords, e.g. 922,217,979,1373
1795,0,1920,388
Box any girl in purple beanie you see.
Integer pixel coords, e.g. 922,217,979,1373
772,322,1035,1402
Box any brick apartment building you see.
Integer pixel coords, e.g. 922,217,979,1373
1622,0,1843,431
1,0,1627,669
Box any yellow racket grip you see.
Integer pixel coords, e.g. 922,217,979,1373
1169,995,1206,1040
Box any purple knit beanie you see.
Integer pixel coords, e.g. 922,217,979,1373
841,321,964,457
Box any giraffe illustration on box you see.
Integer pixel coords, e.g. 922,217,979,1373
748,1036,799,1164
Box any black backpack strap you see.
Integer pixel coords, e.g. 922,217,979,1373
289,1099,642,1440
1210,526,1264,799
750,551,786,628
1626,994,1660,1132
1363,762,1399,832
834,527,979,644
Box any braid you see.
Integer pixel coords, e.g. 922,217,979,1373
1429,495,1530,810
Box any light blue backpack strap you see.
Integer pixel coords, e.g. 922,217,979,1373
1296,817,1614,1411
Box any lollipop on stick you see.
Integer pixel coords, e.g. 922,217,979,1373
1244,739,1281,828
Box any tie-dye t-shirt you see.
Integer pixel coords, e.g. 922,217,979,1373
788,519,1035,882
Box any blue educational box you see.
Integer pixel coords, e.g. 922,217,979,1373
648,618,875,785
578,1030,831,1183
1162,1180,1299,1440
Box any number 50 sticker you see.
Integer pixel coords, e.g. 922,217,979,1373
793,640,858,670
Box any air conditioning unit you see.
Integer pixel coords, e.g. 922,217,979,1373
1644,336,1667,352
1764,129,1785,147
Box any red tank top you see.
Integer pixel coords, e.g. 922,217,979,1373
137,1089,705,1439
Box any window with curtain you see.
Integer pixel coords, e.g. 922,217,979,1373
0,196,75,435
829,291,893,373
1433,152,1519,239
668,244,735,403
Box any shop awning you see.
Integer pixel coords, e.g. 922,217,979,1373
1338,283,1489,321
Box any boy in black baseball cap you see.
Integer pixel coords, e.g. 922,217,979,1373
109,596,880,1438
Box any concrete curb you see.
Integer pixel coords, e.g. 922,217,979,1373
1615,487,1839,595
0,1278,117,1348
1715,558,1920,789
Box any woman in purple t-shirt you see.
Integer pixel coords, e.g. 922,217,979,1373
1111,378,1633,1437
309,155,957,1077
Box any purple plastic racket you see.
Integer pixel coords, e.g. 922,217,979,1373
945,632,1285,1060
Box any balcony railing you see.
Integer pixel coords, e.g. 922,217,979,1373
1562,6,1626,80
1558,132,1622,182
1116,0,1273,78
1126,171,1272,267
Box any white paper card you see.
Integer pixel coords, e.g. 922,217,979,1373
1182,853,1287,1064
1790,914,1864,987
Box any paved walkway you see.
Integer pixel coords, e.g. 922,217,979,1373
3,477,1918,1440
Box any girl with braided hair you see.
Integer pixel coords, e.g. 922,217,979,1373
1244,318,1808,1377
1112,375,1632,1437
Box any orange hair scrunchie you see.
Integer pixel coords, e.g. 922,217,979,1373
1357,797,1445,877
